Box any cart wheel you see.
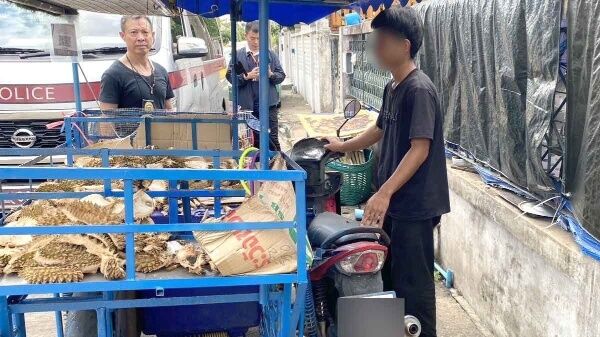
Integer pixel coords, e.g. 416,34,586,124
65,310,97,337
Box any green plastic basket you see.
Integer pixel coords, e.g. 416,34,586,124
327,149,374,206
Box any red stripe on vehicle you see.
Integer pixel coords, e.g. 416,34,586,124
0,58,225,104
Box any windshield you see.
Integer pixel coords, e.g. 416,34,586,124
0,1,161,53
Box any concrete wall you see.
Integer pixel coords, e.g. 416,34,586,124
281,20,335,114
439,167,600,337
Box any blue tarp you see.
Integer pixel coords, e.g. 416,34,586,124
176,0,394,26
472,162,600,261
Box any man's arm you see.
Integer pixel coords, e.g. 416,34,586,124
164,73,176,112
99,72,121,111
268,51,286,85
99,102,118,111
324,125,383,153
361,138,430,226
164,98,175,112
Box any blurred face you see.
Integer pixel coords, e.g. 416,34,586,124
246,30,259,53
372,30,411,70
120,18,154,56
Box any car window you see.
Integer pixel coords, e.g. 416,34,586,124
188,16,216,59
171,15,184,44
170,15,184,55
0,1,161,53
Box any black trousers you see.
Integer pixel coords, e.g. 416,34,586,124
251,105,281,151
382,216,438,337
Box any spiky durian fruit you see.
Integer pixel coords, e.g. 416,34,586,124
100,255,126,280
19,266,83,284
61,201,122,225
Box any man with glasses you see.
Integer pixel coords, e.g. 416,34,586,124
226,21,286,151
100,15,175,112
325,6,449,337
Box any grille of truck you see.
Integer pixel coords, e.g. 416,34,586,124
0,121,65,148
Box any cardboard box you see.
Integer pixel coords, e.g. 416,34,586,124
194,157,309,275
132,113,232,150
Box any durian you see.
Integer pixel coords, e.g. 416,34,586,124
19,266,84,284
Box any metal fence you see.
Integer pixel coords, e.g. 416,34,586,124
348,39,389,109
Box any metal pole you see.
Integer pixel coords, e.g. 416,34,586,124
0,296,10,337
230,1,239,152
258,0,270,169
296,179,307,282
12,314,25,337
72,63,82,148
124,179,136,280
53,294,64,337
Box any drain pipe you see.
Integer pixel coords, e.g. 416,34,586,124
434,262,454,288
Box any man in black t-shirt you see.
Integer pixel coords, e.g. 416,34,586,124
99,15,175,112
325,7,449,337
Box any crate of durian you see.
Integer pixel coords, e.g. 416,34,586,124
0,149,306,292
0,153,245,285
0,128,305,294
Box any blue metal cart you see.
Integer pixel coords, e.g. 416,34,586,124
0,117,308,337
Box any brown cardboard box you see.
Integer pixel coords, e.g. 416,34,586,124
194,157,309,275
132,113,232,150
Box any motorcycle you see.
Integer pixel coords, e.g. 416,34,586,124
290,99,421,337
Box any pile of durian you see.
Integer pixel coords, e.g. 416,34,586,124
0,153,251,284
37,154,244,215
0,191,219,284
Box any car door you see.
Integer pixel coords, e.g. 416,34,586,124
170,14,196,112
182,13,209,112
186,15,227,113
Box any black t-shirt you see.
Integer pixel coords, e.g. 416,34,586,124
100,60,174,110
375,69,450,221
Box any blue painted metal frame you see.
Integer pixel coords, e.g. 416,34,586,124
0,125,308,336
0,148,307,271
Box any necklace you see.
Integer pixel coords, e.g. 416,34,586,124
126,54,155,95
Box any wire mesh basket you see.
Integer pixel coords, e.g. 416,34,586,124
80,108,178,144
327,149,374,206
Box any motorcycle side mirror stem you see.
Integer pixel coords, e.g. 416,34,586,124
336,99,362,137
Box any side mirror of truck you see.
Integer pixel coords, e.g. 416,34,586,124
175,36,208,59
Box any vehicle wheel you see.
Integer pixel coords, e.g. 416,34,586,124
64,310,97,337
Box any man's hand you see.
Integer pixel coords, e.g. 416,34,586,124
323,137,346,153
361,190,391,228
245,67,259,81
268,66,274,78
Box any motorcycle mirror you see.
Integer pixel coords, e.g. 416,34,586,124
343,99,361,119
337,98,362,137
